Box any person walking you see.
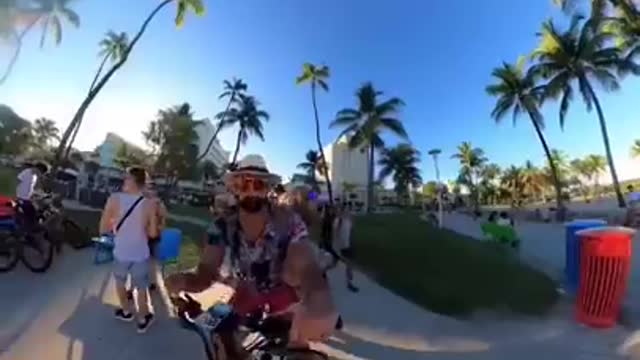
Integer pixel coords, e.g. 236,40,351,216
144,180,167,291
333,204,359,293
99,167,159,333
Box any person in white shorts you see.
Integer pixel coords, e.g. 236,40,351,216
99,167,159,333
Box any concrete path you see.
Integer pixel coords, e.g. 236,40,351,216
3,247,640,359
442,212,640,325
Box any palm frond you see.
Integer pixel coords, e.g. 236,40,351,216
379,117,408,139
559,85,573,129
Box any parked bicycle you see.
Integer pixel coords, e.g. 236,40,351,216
177,293,328,360
0,198,54,273
36,193,92,251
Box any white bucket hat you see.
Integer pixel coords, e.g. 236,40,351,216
223,154,281,187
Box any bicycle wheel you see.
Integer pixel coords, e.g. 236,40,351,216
0,233,19,272
20,230,53,273
62,218,92,250
268,348,329,360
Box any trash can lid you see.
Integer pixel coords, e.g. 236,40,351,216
575,226,636,237
564,219,607,227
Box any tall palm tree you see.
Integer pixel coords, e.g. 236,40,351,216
451,141,487,210
378,144,422,199
219,95,269,167
296,150,325,191
33,0,80,48
486,57,566,219
63,31,130,159
33,117,59,149
197,78,247,162
531,16,635,207
631,139,640,158
54,0,205,168
331,82,408,212
296,63,334,205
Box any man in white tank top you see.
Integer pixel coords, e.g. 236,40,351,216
99,167,158,333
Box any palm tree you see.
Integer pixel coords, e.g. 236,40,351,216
553,0,611,17
296,63,334,205
331,82,408,212
33,117,59,148
501,165,526,207
479,163,501,204
451,141,487,210
54,0,205,168
631,139,640,158
63,31,130,160
585,154,607,196
219,95,269,167
33,0,80,48
0,1,63,85
296,150,324,191
532,16,636,207
378,144,422,200
486,57,566,219
522,161,547,202
197,78,247,162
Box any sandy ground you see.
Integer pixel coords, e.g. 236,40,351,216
3,246,640,359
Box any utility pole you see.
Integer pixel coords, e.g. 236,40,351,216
428,148,443,228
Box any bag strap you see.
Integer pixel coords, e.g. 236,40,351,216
115,195,144,233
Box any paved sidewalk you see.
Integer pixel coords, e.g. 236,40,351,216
2,247,640,359
442,212,640,325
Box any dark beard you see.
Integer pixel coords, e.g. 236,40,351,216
238,196,267,213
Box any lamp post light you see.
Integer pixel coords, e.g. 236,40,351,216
428,148,443,227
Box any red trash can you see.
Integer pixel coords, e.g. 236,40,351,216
575,226,636,328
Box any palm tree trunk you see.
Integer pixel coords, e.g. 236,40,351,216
367,143,375,213
583,77,626,208
311,83,334,206
63,121,81,159
527,109,566,220
54,0,174,169
231,129,243,167
196,96,234,162
88,53,111,93
0,17,40,86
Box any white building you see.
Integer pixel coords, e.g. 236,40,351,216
95,132,145,170
320,135,369,207
195,120,230,170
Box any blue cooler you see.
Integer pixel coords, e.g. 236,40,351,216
157,228,182,263
565,219,607,293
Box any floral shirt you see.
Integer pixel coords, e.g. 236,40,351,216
207,213,308,291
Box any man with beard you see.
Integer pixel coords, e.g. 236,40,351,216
165,154,337,356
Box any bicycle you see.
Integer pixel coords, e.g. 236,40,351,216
177,293,329,360
0,199,54,273
35,193,92,251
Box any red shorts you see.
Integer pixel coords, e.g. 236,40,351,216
229,283,299,315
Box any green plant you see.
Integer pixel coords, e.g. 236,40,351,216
331,82,408,212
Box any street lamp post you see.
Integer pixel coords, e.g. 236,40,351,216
428,149,443,227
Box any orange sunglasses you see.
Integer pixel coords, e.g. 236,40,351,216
233,176,267,193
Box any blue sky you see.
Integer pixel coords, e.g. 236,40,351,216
2,0,640,184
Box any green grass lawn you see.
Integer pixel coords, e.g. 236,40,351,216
169,203,211,222
0,166,17,196
351,212,559,317
65,209,205,271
